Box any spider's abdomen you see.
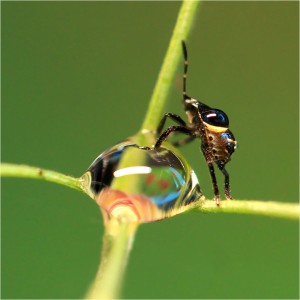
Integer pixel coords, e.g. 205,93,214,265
206,129,237,165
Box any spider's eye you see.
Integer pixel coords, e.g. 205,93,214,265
201,109,229,127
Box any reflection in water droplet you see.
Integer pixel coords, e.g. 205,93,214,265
82,140,203,223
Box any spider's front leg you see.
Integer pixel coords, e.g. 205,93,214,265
154,125,193,149
156,113,187,134
154,112,194,149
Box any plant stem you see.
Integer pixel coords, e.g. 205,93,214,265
113,0,200,193
86,3,201,298
141,0,200,132
85,218,138,299
1,163,83,192
194,199,299,221
2,162,298,221
112,0,200,192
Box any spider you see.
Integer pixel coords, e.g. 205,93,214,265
153,41,237,206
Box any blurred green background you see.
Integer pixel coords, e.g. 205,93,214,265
2,1,298,299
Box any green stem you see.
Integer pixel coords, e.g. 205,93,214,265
141,0,200,131
89,5,202,295
194,199,299,221
112,0,200,194
2,162,298,221
112,0,200,192
85,218,138,299
1,163,83,192
86,3,201,297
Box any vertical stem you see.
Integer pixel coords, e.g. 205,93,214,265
85,217,139,299
141,0,200,132
86,2,201,299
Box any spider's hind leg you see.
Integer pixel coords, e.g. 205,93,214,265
217,164,232,200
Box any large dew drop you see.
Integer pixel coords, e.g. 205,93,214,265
82,140,203,223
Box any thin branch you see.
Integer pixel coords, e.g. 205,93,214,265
88,3,202,298
141,0,200,132
85,218,138,299
112,0,201,191
193,199,299,221
2,163,298,222
1,163,83,192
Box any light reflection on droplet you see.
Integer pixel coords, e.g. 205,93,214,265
114,166,152,178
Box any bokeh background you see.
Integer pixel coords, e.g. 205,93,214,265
2,1,298,299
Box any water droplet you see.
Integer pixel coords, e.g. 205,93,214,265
82,140,203,223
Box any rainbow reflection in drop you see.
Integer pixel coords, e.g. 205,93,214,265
82,140,203,223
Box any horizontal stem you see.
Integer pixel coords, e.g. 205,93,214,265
2,164,298,222
193,199,299,221
1,163,82,192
